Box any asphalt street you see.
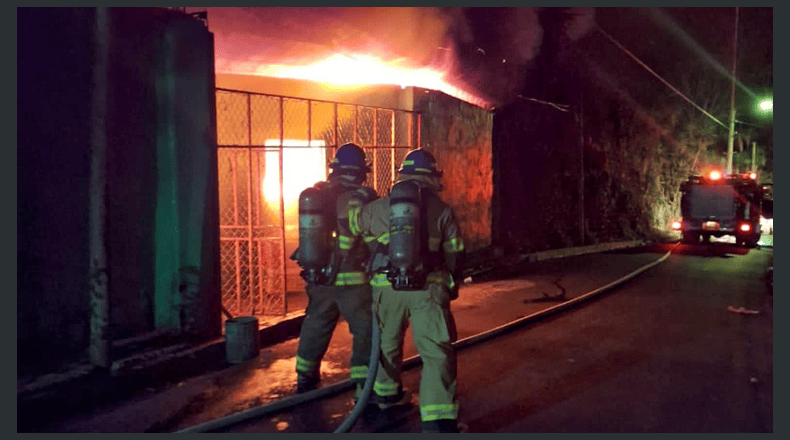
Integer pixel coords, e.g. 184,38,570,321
30,241,773,433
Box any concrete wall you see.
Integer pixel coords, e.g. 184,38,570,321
150,10,222,341
414,90,494,253
17,7,221,375
18,7,95,375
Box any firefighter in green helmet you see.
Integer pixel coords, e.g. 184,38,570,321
291,143,379,397
348,148,465,433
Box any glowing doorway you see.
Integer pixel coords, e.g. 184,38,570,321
262,139,328,227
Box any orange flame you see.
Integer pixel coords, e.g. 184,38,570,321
262,140,328,228
250,52,490,109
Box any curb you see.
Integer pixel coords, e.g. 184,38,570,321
18,240,647,428
465,240,647,281
177,241,669,433
522,240,645,263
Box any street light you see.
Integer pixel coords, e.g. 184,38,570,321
759,99,773,112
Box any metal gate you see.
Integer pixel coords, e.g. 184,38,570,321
216,88,420,317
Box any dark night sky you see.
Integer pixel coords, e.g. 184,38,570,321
593,8,772,99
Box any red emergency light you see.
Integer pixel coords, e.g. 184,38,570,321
671,219,682,230
739,223,752,232
709,171,722,180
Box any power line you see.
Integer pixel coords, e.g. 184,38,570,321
594,23,729,130
516,95,571,112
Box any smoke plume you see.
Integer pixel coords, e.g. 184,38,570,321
193,7,595,108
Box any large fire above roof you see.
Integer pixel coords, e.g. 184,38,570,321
249,52,488,109
190,7,597,110
190,7,499,109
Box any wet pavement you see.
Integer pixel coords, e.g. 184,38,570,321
30,241,682,432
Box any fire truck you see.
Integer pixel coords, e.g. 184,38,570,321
672,171,763,247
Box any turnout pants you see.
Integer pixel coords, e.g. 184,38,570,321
372,281,459,424
296,284,373,386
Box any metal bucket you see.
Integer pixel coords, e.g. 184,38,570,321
224,316,260,364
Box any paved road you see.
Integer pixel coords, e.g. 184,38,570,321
34,243,773,433
456,243,773,433
226,243,773,433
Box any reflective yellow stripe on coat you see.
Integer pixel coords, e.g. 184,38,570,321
370,272,390,287
338,234,354,250
334,271,366,286
349,205,362,237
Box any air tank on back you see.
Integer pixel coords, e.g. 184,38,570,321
297,184,332,285
387,179,424,290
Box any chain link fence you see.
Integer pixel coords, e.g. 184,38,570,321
216,88,420,317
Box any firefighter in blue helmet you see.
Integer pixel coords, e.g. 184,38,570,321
348,148,465,433
291,143,379,396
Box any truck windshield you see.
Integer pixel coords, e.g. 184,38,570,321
688,185,736,219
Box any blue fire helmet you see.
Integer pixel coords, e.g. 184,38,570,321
330,143,371,174
397,148,442,177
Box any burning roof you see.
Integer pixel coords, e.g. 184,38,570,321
187,7,595,110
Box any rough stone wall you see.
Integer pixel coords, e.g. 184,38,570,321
579,95,695,244
493,96,686,252
493,99,583,253
489,7,697,253
414,90,493,253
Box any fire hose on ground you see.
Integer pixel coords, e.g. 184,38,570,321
331,301,380,433
176,297,382,434
176,245,675,433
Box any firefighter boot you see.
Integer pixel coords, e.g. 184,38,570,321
352,384,364,404
296,374,320,393
421,419,461,433
368,389,413,410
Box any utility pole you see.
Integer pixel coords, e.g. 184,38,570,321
726,7,739,174
752,141,756,171
89,6,111,368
